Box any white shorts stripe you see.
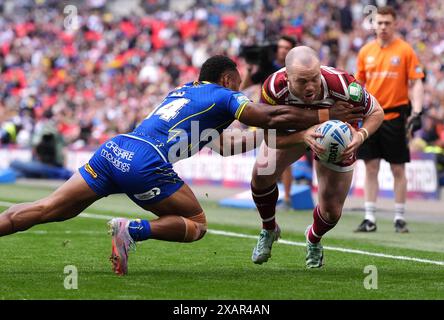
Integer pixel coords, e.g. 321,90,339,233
316,159,356,172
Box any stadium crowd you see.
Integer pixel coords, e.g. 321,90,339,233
0,0,443,157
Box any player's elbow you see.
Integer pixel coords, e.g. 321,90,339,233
369,103,385,127
375,103,384,120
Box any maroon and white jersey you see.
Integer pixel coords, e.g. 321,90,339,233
260,65,377,172
260,65,376,119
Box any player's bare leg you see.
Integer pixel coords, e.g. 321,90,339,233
250,142,306,264
305,161,353,268
280,166,293,210
355,159,380,232
108,183,207,275
390,163,408,233
0,171,101,237
140,183,206,241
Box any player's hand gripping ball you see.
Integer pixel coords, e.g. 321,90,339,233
315,120,353,163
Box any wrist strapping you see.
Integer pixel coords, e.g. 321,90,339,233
359,127,369,140
318,109,329,123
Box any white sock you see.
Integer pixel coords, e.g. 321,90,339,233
394,203,405,222
364,202,376,223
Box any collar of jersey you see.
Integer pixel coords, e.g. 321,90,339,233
192,80,212,85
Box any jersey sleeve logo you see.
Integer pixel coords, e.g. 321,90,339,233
348,82,363,102
233,93,250,120
233,93,250,105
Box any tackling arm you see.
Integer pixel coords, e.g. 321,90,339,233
238,101,364,131
264,130,307,149
206,124,264,157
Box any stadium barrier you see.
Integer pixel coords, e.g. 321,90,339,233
0,146,440,200
218,184,314,210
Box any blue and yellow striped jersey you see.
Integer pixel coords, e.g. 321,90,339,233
130,81,249,161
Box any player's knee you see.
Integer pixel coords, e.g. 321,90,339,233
323,211,341,223
251,172,277,189
182,212,207,242
321,204,342,222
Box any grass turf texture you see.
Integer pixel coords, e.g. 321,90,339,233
0,183,443,299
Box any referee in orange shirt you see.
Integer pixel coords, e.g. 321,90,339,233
354,6,424,233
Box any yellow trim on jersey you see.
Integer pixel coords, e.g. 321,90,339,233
167,103,216,143
193,81,212,86
235,101,249,120
261,87,277,105
84,163,97,179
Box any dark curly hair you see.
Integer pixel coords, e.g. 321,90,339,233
198,55,238,83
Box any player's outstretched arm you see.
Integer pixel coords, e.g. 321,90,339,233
238,101,364,131
206,127,264,157
265,127,324,152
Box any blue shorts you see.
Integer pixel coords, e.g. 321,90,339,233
79,134,184,207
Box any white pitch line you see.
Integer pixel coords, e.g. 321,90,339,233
1,200,444,266
0,201,21,207
80,213,118,220
209,230,444,266
26,230,103,235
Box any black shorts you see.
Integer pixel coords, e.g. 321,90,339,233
357,116,410,164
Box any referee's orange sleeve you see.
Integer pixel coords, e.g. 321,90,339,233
355,50,366,84
406,47,424,80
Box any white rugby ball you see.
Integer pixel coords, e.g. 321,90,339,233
315,120,353,163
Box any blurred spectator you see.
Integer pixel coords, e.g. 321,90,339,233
414,110,444,186
240,34,297,90
239,33,298,209
0,117,22,144
8,109,73,180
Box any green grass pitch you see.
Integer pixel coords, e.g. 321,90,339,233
0,183,443,300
